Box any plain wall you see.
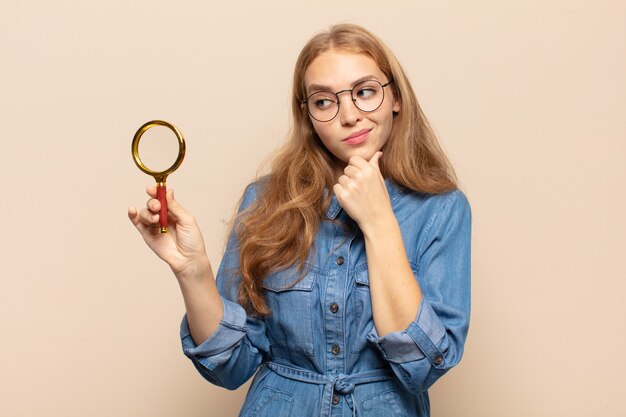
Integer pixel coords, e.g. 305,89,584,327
1,0,625,416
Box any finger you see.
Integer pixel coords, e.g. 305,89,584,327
347,155,369,168
337,174,351,188
128,206,140,226
333,183,346,203
146,197,160,214
138,207,159,226
146,184,157,198
343,165,359,178
128,206,155,235
369,151,383,171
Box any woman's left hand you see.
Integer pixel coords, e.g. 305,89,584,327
333,151,394,232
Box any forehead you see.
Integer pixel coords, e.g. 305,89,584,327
304,50,385,91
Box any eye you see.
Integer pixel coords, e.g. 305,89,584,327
356,86,378,100
315,98,333,109
310,92,337,110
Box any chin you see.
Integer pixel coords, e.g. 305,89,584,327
336,146,376,165
354,148,376,160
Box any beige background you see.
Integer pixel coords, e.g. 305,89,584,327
1,0,625,416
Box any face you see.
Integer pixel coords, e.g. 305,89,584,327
303,49,400,174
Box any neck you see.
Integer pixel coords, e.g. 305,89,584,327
328,157,346,183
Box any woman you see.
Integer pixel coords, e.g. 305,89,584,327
129,23,471,417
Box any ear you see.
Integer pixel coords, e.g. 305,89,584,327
392,98,401,113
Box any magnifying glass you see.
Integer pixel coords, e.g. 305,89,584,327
131,120,186,233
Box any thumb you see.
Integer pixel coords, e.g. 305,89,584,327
127,206,141,227
165,189,190,223
369,151,383,171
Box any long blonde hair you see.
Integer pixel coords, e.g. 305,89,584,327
235,24,458,316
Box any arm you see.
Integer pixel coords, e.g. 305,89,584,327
334,154,472,394
180,183,270,390
128,186,224,343
361,211,422,336
366,190,472,393
128,183,269,390
180,237,270,389
335,153,423,335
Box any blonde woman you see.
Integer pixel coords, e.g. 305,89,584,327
129,23,472,417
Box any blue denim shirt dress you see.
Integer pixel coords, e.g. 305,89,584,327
180,178,472,417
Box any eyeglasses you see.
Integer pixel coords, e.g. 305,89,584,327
301,79,393,122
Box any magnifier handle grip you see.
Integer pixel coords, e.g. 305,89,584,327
157,182,168,233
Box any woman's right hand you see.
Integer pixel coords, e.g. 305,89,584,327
128,186,209,279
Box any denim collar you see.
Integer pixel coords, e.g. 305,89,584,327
325,177,406,219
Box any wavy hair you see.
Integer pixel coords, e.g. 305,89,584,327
234,24,458,316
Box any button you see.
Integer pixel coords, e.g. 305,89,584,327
434,354,443,365
332,394,340,405
331,344,341,355
336,256,344,265
330,303,339,313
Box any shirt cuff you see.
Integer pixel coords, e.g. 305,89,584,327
180,296,248,369
366,298,449,369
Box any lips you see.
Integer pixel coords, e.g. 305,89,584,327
343,128,372,145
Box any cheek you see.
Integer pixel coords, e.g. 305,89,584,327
311,122,333,144
376,115,396,146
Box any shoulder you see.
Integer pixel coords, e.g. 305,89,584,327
417,189,472,239
428,189,471,217
391,178,470,214
394,183,471,234
238,175,271,212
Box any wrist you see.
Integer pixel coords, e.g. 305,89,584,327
174,255,213,284
359,210,398,239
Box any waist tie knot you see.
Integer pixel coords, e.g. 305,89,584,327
332,375,355,395
266,362,394,417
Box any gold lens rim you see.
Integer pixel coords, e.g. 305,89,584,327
131,120,186,183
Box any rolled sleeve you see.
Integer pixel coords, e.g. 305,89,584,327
181,297,249,371
367,297,449,367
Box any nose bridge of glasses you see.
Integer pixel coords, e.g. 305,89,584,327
336,90,362,123
335,88,357,103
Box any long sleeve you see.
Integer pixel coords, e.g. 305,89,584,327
180,183,270,390
366,189,472,394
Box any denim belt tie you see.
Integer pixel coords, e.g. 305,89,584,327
266,362,394,417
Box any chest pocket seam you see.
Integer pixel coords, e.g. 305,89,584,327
262,265,318,357
262,269,317,292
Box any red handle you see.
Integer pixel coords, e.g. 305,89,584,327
157,182,168,233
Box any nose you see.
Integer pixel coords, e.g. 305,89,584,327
337,92,361,126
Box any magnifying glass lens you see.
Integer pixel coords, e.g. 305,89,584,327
136,125,183,173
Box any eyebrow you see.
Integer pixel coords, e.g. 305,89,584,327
307,74,382,95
